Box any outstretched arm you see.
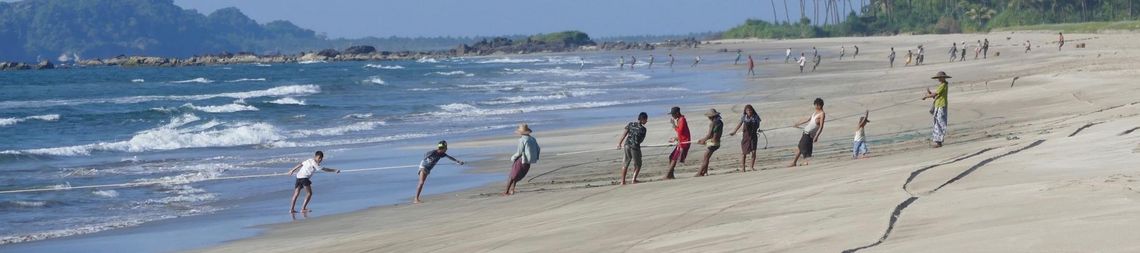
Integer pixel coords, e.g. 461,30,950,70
729,121,743,136
320,167,341,174
287,163,302,175
446,154,464,165
617,128,629,149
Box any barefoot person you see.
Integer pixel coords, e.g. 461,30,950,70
668,53,675,68
413,141,465,203
729,104,762,171
797,53,807,73
785,48,792,63
287,151,341,213
695,109,724,177
647,55,655,69
504,123,540,196
853,110,870,159
1058,32,1065,51
734,49,742,65
664,107,691,179
790,98,826,167
747,55,756,76
923,71,951,148
619,56,626,70
616,112,648,185
889,47,896,68
691,55,701,67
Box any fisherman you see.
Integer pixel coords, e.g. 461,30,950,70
287,151,342,213
504,123,540,195
616,112,648,185
790,98,826,167
413,141,465,203
695,109,724,177
889,47,896,68
922,71,951,148
664,107,691,179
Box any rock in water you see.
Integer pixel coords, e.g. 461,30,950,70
36,60,54,70
343,45,377,55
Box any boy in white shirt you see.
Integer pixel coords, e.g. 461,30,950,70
853,111,870,159
287,151,341,213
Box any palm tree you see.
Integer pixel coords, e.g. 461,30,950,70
785,0,793,23
772,0,781,23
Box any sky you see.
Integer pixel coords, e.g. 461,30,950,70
171,0,813,39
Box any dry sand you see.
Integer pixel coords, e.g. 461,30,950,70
194,32,1140,253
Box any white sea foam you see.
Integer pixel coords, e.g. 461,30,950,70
298,60,326,64
433,100,648,117
92,189,119,198
288,121,386,138
476,58,544,64
426,70,474,77
224,78,267,83
267,97,306,105
480,90,606,105
131,79,145,83
416,57,439,63
170,77,214,84
0,114,61,127
0,85,321,109
182,103,259,113
409,88,442,91
343,113,373,119
1,114,285,156
363,76,386,85
364,64,405,69
254,63,272,67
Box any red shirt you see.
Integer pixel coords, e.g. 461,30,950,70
674,116,691,145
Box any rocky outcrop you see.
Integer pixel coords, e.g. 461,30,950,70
343,45,377,55
316,49,340,58
36,60,54,70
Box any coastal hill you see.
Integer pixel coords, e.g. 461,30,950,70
0,0,469,62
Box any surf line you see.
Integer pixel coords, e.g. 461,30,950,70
0,164,425,195
843,140,1046,253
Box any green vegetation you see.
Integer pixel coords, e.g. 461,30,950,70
527,31,595,46
0,0,473,61
722,0,1140,39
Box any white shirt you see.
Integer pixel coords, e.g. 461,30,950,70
295,158,324,179
854,128,865,142
798,56,807,66
786,49,791,56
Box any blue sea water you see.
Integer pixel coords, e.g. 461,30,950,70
0,53,743,251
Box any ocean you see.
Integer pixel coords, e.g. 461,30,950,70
0,52,742,252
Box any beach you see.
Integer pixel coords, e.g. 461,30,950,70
183,31,1140,252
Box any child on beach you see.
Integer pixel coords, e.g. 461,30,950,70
889,48,896,68
668,53,675,68
664,106,690,179
617,112,648,185
854,45,859,58
505,123,540,196
1025,40,1032,54
729,104,761,171
647,55,655,69
691,56,701,67
619,56,625,70
747,55,756,76
785,48,792,63
853,111,870,159
287,151,341,213
695,109,723,177
905,50,913,66
797,53,807,73
630,56,637,70
949,42,958,62
414,141,465,204
735,49,742,65
840,46,846,60
790,98,826,167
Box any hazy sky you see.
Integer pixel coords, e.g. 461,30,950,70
172,0,815,39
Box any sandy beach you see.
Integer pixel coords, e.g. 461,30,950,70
194,32,1140,252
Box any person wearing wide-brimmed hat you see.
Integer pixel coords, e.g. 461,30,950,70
923,71,951,148
664,106,691,180
504,123,540,195
695,108,724,177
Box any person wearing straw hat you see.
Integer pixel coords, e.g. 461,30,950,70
287,151,341,214
664,106,691,180
616,112,648,185
414,141,465,204
853,110,871,159
790,98,826,167
729,104,761,172
695,108,724,177
923,71,951,148
504,123,540,196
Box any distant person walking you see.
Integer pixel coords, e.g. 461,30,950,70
905,50,913,66
287,151,341,214
949,42,958,62
811,54,821,72
922,71,951,148
853,111,870,159
785,48,793,63
619,56,626,70
1024,40,1032,54
579,56,586,70
695,109,723,177
790,98,826,167
729,104,762,171
1058,32,1065,51
840,46,847,61
983,38,990,59
504,123,540,195
664,106,691,180
616,112,648,185
668,53,675,68
414,141,465,204
691,56,701,67
959,41,968,62
917,45,925,65
974,40,983,59
734,49,742,65
647,55,655,69
853,45,860,58
889,47,896,68
630,56,637,69
747,55,756,76
797,53,807,73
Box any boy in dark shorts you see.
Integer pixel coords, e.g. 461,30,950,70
617,112,648,185
414,141,465,203
790,98,826,167
695,109,723,177
287,151,341,213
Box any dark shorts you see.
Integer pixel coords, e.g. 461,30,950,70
509,158,531,184
294,178,312,189
419,166,433,176
622,146,642,169
707,145,720,153
741,134,758,153
669,144,690,163
798,133,814,158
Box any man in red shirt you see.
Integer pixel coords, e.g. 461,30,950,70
664,106,691,179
